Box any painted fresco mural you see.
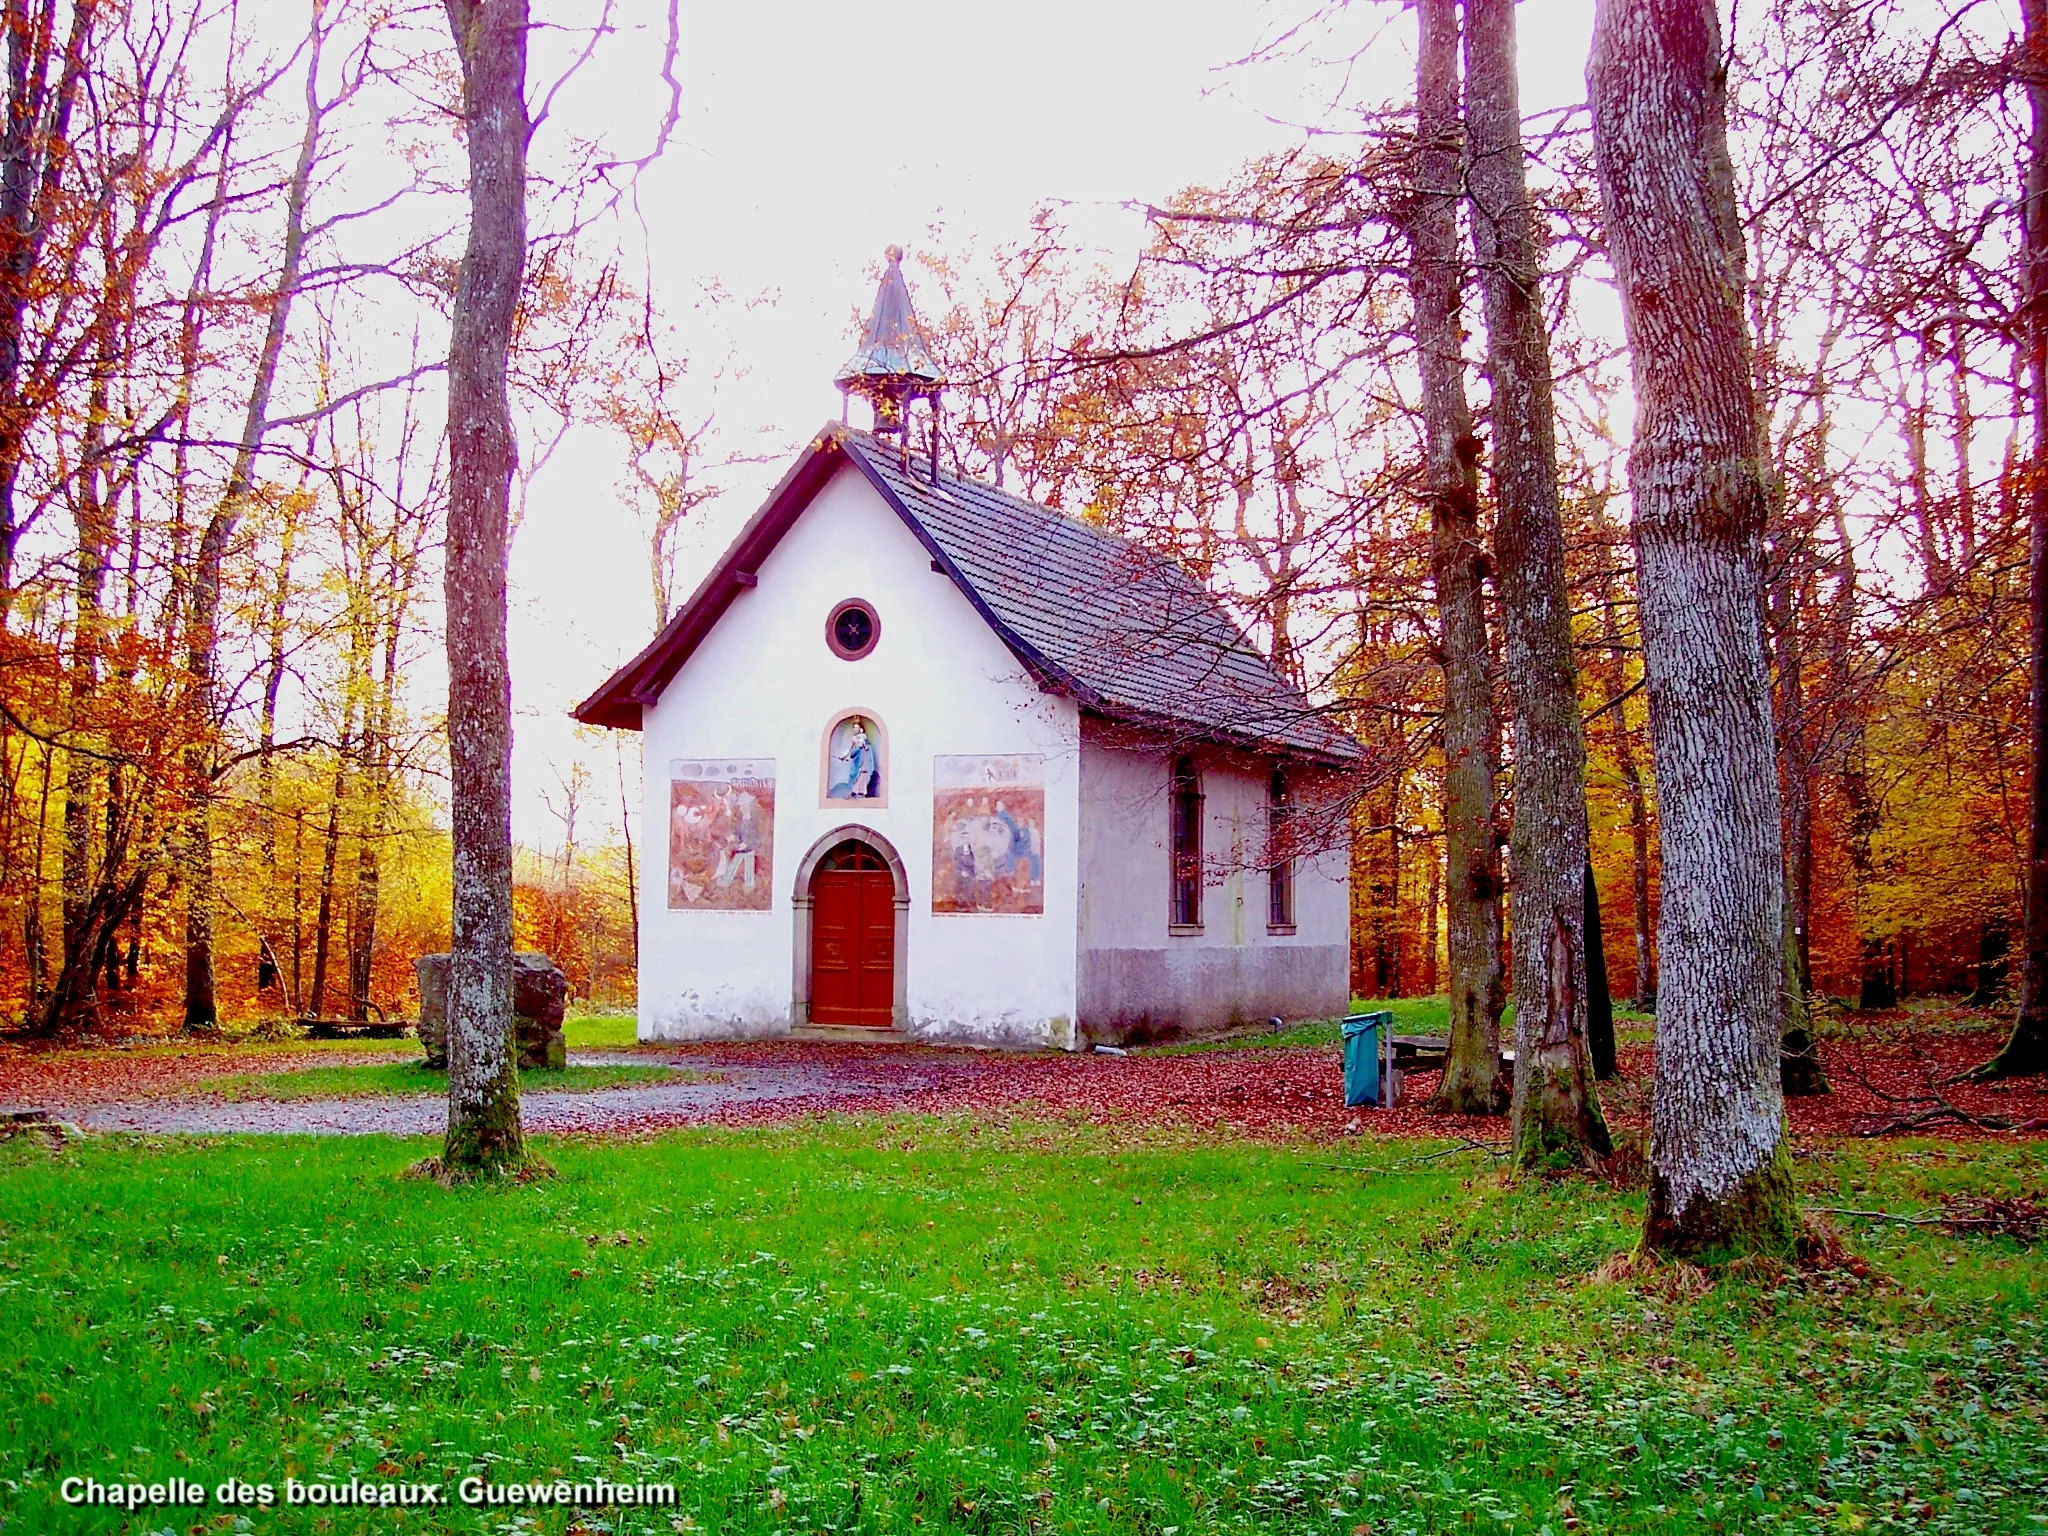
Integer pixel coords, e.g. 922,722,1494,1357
932,754,1045,914
825,714,883,800
668,759,775,910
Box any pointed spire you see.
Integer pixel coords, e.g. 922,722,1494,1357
835,246,944,438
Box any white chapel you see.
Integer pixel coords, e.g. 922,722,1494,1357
574,251,1360,1049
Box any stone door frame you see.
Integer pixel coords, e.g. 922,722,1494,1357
790,824,910,1031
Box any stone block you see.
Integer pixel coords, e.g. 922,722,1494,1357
415,953,450,1068
414,951,568,1072
514,952,569,1072
512,951,568,1028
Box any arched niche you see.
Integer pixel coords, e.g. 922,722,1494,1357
819,707,890,809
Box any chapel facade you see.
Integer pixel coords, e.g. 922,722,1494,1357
573,252,1360,1049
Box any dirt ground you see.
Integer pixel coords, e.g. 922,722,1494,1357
0,1021,2042,1142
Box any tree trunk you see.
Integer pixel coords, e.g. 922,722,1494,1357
1598,573,1656,1010
58,742,98,1032
1382,806,1402,994
307,726,350,1020
1972,921,2011,1006
1780,913,1829,1096
255,497,298,1005
0,0,95,612
1768,537,1826,1096
1953,317,1976,566
182,7,325,1031
122,895,140,989
1420,843,1441,995
1366,751,1403,996
346,781,383,1019
48,279,117,1037
616,735,638,970
1407,0,1505,1115
100,766,125,998
1621,734,1656,1010
439,0,529,1172
1465,0,1607,1165
1589,0,1799,1256
1840,713,1894,1008
291,808,306,1003
1981,0,2048,1078
1586,860,1616,1080
347,613,403,1021
24,743,51,1006
179,820,217,1027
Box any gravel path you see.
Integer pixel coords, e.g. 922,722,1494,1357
23,1050,979,1137
61,1060,813,1135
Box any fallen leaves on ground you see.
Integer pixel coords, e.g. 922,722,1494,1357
0,1042,413,1105
1,1021,2043,1145
648,1029,2048,1143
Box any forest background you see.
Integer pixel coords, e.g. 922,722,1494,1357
0,0,2022,1035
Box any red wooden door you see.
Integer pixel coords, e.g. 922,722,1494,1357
810,844,895,1026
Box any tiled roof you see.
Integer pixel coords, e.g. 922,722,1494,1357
845,434,1361,762
573,425,1362,765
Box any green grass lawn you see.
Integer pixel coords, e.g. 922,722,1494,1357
42,1016,644,1056
1155,997,1451,1053
566,1015,641,1050
1158,996,1655,1053
203,1062,688,1100
114,1035,415,1058
0,1125,2039,1534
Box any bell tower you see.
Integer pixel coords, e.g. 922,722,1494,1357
835,245,945,476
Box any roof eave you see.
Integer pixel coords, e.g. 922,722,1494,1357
1081,704,1364,770
569,426,854,732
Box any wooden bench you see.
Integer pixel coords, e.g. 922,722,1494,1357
302,1018,411,1041
1390,1034,1514,1074
1372,1034,1449,1108
1389,1033,1450,1073
1344,1019,1514,1108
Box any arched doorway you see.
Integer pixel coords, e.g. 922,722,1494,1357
791,827,908,1031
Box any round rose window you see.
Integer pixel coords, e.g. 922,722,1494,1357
827,599,879,660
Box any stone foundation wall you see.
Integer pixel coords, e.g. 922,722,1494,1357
1077,943,1348,1044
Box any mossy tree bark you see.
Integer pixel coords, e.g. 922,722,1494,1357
1464,0,1608,1165
1979,0,2048,1081
1589,0,1799,1256
1406,0,1506,1117
440,0,528,1173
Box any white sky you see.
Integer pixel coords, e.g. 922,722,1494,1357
504,0,1599,850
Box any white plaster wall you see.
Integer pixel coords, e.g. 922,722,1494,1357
1077,737,1171,951
1076,726,1349,1037
636,462,1081,1047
